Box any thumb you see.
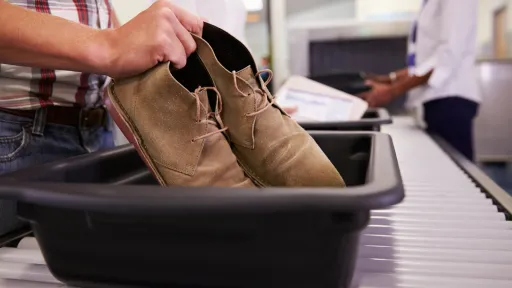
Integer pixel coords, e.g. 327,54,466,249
358,92,369,99
364,79,375,86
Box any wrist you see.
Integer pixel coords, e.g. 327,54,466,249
388,72,397,83
389,83,403,99
86,29,118,76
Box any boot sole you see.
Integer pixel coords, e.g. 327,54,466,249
106,85,167,186
235,158,268,187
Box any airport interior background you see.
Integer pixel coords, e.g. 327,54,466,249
112,0,512,195
2,1,512,287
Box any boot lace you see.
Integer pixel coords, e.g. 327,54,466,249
190,87,228,143
232,69,275,117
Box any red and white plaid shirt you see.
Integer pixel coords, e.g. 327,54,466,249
0,0,114,110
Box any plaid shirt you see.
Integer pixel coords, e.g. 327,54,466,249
0,0,114,110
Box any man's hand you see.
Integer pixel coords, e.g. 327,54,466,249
0,1,203,79
102,0,204,78
364,73,392,84
359,80,395,108
359,68,430,107
282,105,298,115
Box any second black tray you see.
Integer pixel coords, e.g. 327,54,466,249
298,108,392,132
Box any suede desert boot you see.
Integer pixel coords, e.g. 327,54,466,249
105,55,256,188
193,24,346,187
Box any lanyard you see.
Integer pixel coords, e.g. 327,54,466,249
410,0,429,43
408,0,429,68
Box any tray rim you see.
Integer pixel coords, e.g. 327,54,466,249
298,108,393,129
0,132,404,215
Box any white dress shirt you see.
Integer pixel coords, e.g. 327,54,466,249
406,0,480,109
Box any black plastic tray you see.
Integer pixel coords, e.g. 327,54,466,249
0,131,403,288
299,108,392,132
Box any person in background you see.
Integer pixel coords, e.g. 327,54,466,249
0,0,203,234
359,0,480,161
259,56,271,82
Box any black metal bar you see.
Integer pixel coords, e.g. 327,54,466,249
0,226,32,247
432,134,512,219
299,108,393,132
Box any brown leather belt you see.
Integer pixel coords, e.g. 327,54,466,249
0,106,107,128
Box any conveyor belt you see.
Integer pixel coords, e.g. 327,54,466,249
0,117,511,288
354,117,512,288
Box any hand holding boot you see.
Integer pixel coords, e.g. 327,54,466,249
102,0,204,78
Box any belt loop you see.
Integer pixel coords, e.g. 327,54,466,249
102,105,110,130
78,107,89,130
78,108,84,130
32,107,47,136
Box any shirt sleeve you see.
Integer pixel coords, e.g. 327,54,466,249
414,0,478,88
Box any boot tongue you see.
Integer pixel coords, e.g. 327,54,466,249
198,89,222,128
235,66,271,113
195,89,211,115
236,66,260,90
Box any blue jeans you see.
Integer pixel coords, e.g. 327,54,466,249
0,108,115,235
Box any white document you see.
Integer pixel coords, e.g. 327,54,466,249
278,89,354,122
276,75,368,122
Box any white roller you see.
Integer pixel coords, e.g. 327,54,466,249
354,273,512,288
0,262,59,284
371,209,505,221
403,190,482,196
364,225,512,239
17,238,40,251
404,184,479,190
394,196,493,205
361,232,512,250
400,189,485,197
393,203,497,213
403,175,474,179
405,181,475,186
358,245,512,265
402,194,489,203
401,191,485,199
0,248,45,265
402,170,473,176
356,258,512,280
369,217,512,230
0,279,67,288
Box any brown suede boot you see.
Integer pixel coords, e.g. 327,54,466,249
105,55,256,188
193,24,346,187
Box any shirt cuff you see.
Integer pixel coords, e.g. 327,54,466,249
428,66,452,88
413,54,452,88
413,55,437,77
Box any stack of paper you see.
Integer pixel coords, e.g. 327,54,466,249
275,75,368,122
